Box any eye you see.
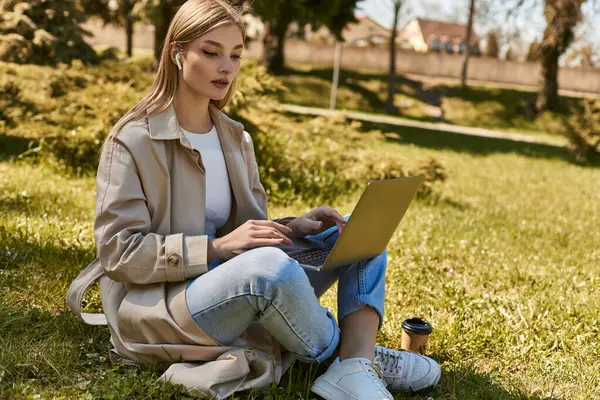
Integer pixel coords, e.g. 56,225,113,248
203,50,218,57
231,55,242,60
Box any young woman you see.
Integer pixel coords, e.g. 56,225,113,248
69,0,441,398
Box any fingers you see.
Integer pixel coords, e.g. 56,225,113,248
246,238,291,248
313,207,347,231
253,227,293,245
323,207,347,226
224,220,295,257
299,218,323,236
252,219,292,234
312,220,323,229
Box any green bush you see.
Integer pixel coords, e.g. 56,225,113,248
0,80,37,130
0,81,22,128
99,46,121,61
1,58,155,172
224,61,287,119
244,110,447,206
0,0,99,65
4,58,447,199
31,133,104,175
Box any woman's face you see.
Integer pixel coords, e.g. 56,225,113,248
177,24,244,100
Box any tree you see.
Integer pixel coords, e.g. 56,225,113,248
486,30,500,58
133,0,186,62
578,44,596,68
564,43,597,68
79,0,136,57
505,47,515,61
461,0,476,87
385,0,404,113
0,0,99,65
535,0,586,112
123,0,135,57
526,40,541,61
251,0,360,74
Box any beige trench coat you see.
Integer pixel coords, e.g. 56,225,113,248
67,104,294,398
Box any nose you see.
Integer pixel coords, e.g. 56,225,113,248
218,56,233,75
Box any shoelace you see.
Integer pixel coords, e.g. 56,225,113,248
366,362,388,391
372,362,384,380
374,346,404,375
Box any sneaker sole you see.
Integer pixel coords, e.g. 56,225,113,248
311,377,360,400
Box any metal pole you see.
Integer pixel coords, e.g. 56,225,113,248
330,41,342,110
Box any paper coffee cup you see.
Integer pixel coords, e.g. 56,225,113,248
401,317,433,354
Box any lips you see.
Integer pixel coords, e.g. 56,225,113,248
211,79,229,89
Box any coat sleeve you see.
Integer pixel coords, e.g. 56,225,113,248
94,137,209,284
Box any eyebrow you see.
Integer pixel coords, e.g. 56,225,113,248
203,40,243,50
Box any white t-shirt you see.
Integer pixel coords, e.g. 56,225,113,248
182,125,231,239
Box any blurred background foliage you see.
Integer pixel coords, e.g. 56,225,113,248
0,57,447,205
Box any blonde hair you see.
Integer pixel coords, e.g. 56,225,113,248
112,0,247,134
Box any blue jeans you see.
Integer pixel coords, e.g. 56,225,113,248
185,220,387,363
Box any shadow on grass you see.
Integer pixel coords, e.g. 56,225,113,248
432,85,586,133
283,65,589,133
0,226,94,278
342,78,386,111
283,66,445,122
421,191,472,212
0,304,110,387
443,85,583,112
234,359,543,400
284,64,388,82
359,120,600,167
0,305,546,399
0,134,31,162
429,365,544,400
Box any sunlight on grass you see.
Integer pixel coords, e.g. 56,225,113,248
2,143,599,398
1,59,599,399
278,64,586,140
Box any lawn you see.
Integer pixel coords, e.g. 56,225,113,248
1,58,599,399
278,64,586,140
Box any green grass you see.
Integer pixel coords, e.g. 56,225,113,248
2,127,600,399
278,64,586,139
1,59,600,399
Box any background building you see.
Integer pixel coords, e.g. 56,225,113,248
398,18,480,55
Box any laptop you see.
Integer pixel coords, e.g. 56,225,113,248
275,175,425,271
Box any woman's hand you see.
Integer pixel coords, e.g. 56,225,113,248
286,206,347,239
210,220,293,260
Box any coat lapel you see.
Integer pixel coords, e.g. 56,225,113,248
209,105,250,229
148,104,254,234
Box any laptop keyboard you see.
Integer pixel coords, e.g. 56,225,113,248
289,247,332,266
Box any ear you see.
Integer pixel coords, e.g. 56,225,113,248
169,43,179,64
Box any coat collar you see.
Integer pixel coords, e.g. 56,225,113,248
146,102,250,229
147,103,244,141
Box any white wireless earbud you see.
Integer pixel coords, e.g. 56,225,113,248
175,53,182,70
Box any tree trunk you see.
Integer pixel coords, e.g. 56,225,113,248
536,46,560,112
123,0,134,58
461,0,475,87
262,17,290,74
386,1,401,114
154,2,173,64
534,0,585,113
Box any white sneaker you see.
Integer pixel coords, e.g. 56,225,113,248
374,345,441,392
311,357,393,400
